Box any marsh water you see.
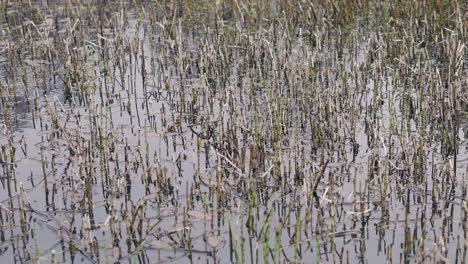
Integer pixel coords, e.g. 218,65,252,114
0,1,467,263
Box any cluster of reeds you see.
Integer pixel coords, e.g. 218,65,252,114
0,0,466,263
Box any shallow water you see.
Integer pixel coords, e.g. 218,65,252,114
0,1,467,263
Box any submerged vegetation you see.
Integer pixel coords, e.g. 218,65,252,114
0,0,466,263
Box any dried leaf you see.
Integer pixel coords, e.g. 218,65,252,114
207,236,220,248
